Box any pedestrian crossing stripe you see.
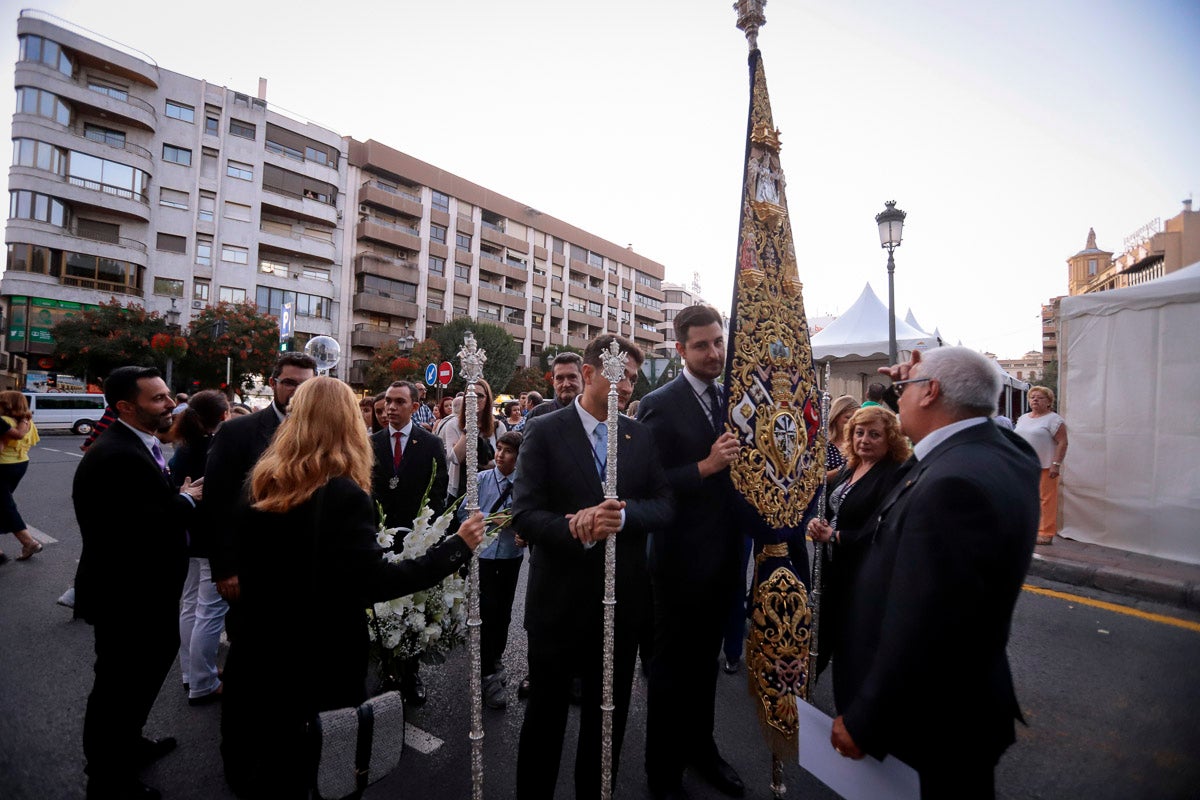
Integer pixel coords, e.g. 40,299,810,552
404,723,443,754
28,527,57,544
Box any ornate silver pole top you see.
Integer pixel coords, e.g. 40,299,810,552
457,331,487,385
734,0,767,50
600,339,627,386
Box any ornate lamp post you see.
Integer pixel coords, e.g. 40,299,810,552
163,298,181,389
875,200,907,365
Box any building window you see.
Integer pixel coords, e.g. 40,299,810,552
159,187,189,210
588,252,603,268
226,160,253,180
196,235,212,266
428,255,445,275
219,286,246,303
229,119,256,139
454,264,470,281
223,201,251,222
11,139,66,175
201,147,219,179
198,191,215,222
204,105,220,135
427,289,445,310
153,277,185,297
87,79,127,102
193,279,210,302
456,232,472,250
1088,258,1098,276
222,245,249,264
15,86,71,126
18,35,74,75
156,233,187,254
8,190,69,227
165,100,195,123
162,144,192,166
83,124,126,149
256,287,331,319
430,224,447,244
432,190,450,212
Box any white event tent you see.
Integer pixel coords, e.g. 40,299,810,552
811,284,936,398
1058,262,1200,564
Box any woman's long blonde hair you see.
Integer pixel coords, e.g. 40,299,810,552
250,377,373,513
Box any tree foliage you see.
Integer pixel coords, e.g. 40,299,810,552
361,339,425,393
430,318,520,393
181,302,281,392
50,299,172,383
538,343,583,373
410,338,442,369
504,366,548,396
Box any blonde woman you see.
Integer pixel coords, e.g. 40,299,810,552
826,395,861,472
1015,386,1067,545
220,377,483,798
0,391,42,562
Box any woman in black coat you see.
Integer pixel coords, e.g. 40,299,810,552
220,377,484,799
807,405,910,707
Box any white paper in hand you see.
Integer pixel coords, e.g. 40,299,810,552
795,700,920,800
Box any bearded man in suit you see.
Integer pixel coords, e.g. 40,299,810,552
75,367,204,800
831,346,1040,800
639,304,745,800
513,333,673,800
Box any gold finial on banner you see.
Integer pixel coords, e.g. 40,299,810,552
734,0,767,50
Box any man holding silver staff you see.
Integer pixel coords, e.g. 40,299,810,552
513,333,673,800
639,304,746,800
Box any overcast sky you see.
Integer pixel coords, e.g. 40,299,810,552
2,0,1197,357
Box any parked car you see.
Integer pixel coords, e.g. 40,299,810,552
22,392,107,435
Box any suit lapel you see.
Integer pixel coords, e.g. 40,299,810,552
114,422,174,490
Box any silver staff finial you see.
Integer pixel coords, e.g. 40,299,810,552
600,339,626,386
458,331,487,385
734,0,767,51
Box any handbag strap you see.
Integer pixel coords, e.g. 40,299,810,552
355,701,374,795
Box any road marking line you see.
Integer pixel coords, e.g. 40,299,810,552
404,723,443,754
38,447,82,458
1023,584,1200,633
29,527,58,544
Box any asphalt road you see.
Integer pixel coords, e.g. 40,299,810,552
1,436,1198,799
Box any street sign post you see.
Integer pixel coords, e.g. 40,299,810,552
437,361,454,386
425,363,438,386
279,302,294,351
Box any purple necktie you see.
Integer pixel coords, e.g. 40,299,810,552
151,442,170,477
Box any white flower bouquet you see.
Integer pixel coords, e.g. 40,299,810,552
365,469,509,684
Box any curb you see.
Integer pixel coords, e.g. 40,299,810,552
1027,554,1200,613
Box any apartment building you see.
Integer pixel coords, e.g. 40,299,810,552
341,139,666,386
2,11,667,389
3,12,347,381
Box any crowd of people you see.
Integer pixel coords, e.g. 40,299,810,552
56,313,1064,800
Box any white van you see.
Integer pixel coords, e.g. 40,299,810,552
22,392,107,435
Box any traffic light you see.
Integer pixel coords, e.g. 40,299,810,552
279,337,292,352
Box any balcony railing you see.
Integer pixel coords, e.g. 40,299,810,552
61,275,143,296
66,174,148,204
363,216,420,237
361,180,421,204
86,83,156,115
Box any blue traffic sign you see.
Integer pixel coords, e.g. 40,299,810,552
425,363,438,385
280,302,294,340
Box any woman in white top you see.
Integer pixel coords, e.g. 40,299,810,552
1014,386,1068,545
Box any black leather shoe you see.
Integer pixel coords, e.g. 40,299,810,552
134,736,177,765
86,776,162,799
401,673,427,706
693,755,745,797
723,657,741,675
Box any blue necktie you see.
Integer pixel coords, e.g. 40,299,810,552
706,384,723,435
592,422,608,480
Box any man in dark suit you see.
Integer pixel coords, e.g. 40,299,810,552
524,350,583,425
371,379,449,705
639,304,745,800
514,333,673,800
831,346,1040,799
371,379,449,530
74,367,204,799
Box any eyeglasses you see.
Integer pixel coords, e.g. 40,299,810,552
892,377,932,396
